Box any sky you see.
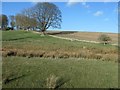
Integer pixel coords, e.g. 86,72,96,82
2,2,118,33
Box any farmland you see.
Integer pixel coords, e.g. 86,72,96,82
47,31,118,45
2,30,118,88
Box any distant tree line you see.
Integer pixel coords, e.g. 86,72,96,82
0,14,8,30
0,2,62,34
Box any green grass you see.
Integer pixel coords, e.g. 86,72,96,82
2,56,118,88
2,30,118,61
2,30,118,88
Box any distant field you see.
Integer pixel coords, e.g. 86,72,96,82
2,30,118,88
47,31,118,44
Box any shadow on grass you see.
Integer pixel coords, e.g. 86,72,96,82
3,74,27,84
55,77,70,89
46,31,78,35
3,37,32,41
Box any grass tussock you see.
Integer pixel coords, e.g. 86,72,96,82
46,74,68,89
46,75,58,89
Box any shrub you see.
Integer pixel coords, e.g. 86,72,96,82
7,50,17,56
5,27,13,31
98,34,112,45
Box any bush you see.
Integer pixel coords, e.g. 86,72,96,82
98,34,112,45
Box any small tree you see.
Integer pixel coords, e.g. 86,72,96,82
98,34,112,45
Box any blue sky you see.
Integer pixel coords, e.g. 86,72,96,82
2,2,118,33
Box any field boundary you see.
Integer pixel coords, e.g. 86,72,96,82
49,35,100,43
32,31,118,46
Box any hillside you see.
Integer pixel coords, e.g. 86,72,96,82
46,31,118,44
2,30,118,88
2,30,118,61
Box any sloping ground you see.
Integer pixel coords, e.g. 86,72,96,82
2,30,118,62
51,31,118,44
2,30,118,88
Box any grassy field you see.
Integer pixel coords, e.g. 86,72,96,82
2,30,118,61
2,30,118,88
3,57,118,88
50,31,118,44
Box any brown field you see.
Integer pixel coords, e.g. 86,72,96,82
47,31,118,44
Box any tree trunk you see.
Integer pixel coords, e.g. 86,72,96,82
104,42,105,45
41,29,46,36
41,31,46,36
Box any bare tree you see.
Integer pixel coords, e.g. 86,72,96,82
15,2,62,33
15,14,24,30
9,15,15,30
15,8,37,30
32,2,62,35
21,8,37,30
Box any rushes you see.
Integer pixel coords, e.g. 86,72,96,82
2,48,118,62
46,74,58,89
46,75,68,89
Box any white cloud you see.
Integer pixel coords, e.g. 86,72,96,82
29,0,39,2
67,2,78,6
93,11,103,16
67,0,90,8
67,0,79,6
29,0,39,5
81,2,90,8
66,0,118,7
67,0,87,6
